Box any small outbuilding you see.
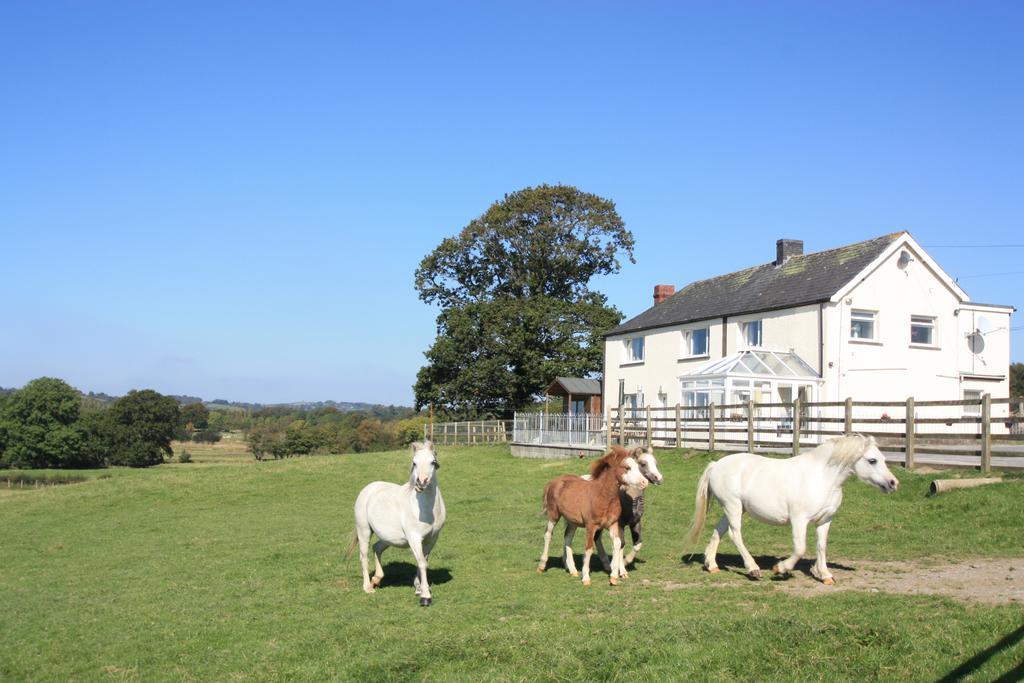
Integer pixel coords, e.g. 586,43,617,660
545,377,602,415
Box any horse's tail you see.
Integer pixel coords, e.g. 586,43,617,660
539,479,559,519
686,463,714,546
343,529,358,561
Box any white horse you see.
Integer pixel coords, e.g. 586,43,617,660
686,434,898,584
347,441,446,606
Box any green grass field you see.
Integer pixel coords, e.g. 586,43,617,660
2,445,1022,681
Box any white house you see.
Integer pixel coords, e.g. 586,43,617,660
603,232,1014,427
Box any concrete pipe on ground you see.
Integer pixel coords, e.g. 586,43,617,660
929,478,1003,495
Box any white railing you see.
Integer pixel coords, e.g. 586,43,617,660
513,412,607,448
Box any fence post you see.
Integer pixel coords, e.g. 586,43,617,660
981,393,992,475
747,399,755,452
646,406,652,448
905,396,915,470
606,408,612,447
675,404,681,449
792,398,801,456
708,403,716,452
616,407,623,446
844,397,853,435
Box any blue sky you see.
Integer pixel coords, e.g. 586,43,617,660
2,2,1022,405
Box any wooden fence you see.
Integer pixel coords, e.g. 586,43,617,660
610,394,1024,474
424,419,511,446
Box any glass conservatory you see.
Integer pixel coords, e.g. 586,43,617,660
679,350,822,419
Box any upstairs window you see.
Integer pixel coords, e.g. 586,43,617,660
743,320,763,347
624,336,645,363
910,316,936,345
850,310,876,340
684,327,709,356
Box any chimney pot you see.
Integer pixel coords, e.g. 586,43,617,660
776,239,804,265
653,284,675,305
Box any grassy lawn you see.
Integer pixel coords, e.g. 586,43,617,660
2,445,1022,681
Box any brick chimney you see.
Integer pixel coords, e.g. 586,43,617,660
653,284,675,305
776,239,803,265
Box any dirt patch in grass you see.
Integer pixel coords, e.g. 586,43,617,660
659,557,1024,605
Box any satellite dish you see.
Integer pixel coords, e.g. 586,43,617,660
897,250,914,270
976,315,994,335
967,332,986,354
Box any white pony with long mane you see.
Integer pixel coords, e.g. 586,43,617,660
347,441,446,606
687,434,898,584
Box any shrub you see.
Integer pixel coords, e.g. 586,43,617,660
192,428,222,444
178,450,192,464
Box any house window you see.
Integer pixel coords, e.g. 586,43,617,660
621,389,643,418
964,390,982,416
680,379,724,418
571,399,586,415
624,337,645,363
743,320,762,347
850,310,876,340
683,327,709,356
910,316,935,345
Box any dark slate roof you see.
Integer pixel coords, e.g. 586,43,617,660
546,377,602,396
609,232,904,336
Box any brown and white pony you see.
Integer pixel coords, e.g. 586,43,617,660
537,449,648,585
592,445,663,571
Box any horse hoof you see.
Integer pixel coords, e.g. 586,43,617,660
749,569,762,580
569,571,579,577
536,566,545,574
822,577,835,586
609,576,618,586
582,578,591,586
706,566,720,574
363,587,375,594
420,597,432,606
772,563,784,575
371,576,382,587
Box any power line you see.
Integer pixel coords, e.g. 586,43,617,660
955,271,1024,279
923,244,1024,248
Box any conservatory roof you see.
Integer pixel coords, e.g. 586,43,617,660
681,350,821,381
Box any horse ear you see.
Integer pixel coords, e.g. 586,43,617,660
410,441,421,457
630,446,645,458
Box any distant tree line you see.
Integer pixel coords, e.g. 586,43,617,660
243,407,426,460
0,377,428,467
0,378,180,468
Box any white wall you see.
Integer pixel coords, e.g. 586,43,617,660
825,243,1012,415
603,304,821,411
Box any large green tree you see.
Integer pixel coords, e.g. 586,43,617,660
414,184,634,415
103,390,181,467
0,377,97,469
180,402,210,430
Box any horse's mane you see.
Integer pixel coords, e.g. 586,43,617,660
589,448,629,479
818,434,871,467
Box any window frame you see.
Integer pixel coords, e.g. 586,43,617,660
910,315,937,347
963,390,982,416
742,320,763,348
682,326,710,358
850,309,877,342
622,336,645,364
